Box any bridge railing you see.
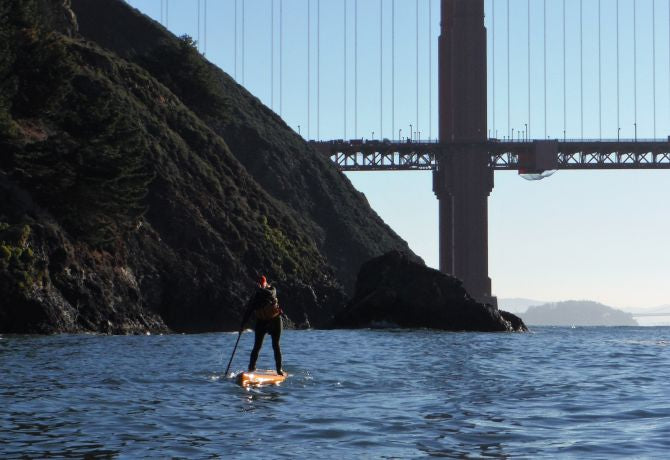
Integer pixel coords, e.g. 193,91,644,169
315,138,670,146
314,139,670,172
489,137,670,143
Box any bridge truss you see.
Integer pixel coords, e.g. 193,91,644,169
313,140,670,172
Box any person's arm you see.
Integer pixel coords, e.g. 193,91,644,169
268,286,282,314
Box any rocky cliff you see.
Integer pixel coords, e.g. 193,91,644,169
0,0,414,333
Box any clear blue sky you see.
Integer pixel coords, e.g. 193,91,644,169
126,0,670,309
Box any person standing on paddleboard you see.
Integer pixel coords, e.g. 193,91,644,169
240,275,284,375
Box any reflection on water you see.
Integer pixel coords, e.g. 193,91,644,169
1,328,670,457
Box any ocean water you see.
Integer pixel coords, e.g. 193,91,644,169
2,327,669,458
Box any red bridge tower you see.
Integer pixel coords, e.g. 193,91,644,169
434,0,495,305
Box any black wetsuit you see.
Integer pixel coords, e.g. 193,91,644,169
241,286,282,372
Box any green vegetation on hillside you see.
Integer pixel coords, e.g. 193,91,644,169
0,223,40,294
1,1,152,248
1,0,415,333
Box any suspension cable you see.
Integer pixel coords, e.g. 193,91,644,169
234,0,237,81
527,0,531,140
392,0,395,139
318,0,320,139
616,0,621,140
493,0,496,138
344,0,347,139
242,0,246,86
280,0,283,115
271,0,274,110
416,0,419,139
197,0,200,52
166,0,169,28
507,0,510,140
491,1,498,137
204,0,207,56
544,0,547,139
580,0,583,139
354,0,358,139
308,0,311,139
634,0,637,139
160,0,163,25
563,0,566,140
653,0,657,138
599,0,602,139
429,0,433,140
380,0,383,140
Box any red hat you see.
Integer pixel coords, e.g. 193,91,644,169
259,275,267,287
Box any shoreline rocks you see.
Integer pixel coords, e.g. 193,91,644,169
331,251,528,332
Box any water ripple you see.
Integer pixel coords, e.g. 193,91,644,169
1,327,670,457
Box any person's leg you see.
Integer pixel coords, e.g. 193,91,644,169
269,316,283,374
248,321,267,371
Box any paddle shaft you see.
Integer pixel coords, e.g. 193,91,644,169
224,330,242,376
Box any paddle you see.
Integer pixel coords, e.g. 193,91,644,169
224,329,243,377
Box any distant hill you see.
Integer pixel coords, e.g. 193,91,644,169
521,301,638,326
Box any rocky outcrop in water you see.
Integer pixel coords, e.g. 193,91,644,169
332,252,528,332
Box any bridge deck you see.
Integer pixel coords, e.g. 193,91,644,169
312,140,670,172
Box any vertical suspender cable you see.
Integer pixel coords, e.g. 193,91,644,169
242,0,246,86
380,0,384,140
280,0,283,116
563,0,566,140
197,0,201,52
318,0,320,139
160,0,163,25
344,0,347,139
354,0,358,139
234,0,237,81
580,0,583,139
616,0,621,140
392,0,395,139
429,0,433,140
507,0,510,140
528,0,531,140
563,0,568,141
493,0,496,138
308,0,311,139
416,0,419,139
544,0,547,139
271,0,274,111
634,0,640,137
204,0,207,56
653,0,657,138
599,0,602,139
166,0,169,28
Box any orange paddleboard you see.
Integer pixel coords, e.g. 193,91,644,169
236,370,286,387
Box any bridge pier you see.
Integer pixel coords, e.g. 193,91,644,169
437,0,496,306
433,152,495,306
